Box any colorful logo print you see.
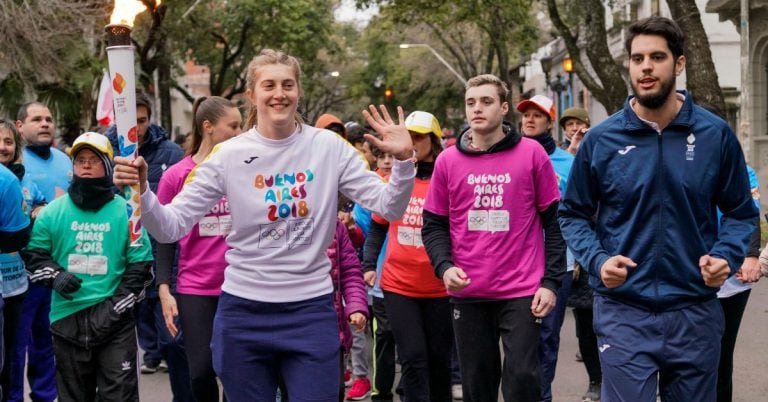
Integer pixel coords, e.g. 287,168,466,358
112,73,126,94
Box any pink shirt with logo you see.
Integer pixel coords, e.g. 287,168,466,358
424,138,560,299
157,156,230,295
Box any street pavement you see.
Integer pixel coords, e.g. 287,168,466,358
136,281,768,401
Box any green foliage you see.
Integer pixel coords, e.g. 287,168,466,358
354,0,538,130
0,0,108,126
0,48,104,126
299,20,372,123
162,0,335,98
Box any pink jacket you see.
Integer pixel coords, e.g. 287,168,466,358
328,220,369,352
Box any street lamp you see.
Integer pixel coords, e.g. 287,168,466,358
562,57,574,107
540,55,554,84
399,43,466,85
539,55,572,142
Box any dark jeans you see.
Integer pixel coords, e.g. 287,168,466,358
10,283,55,402
136,295,161,364
140,295,194,402
1,292,24,402
452,297,540,402
0,297,4,401
384,292,452,402
371,297,396,401
539,273,573,401
178,294,224,402
717,290,751,402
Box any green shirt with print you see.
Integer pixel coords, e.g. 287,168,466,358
27,195,153,323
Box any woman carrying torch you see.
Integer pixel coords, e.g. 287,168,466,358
113,49,415,401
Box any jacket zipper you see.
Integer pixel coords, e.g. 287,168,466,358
654,130,663,311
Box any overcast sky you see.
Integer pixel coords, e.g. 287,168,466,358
334,0,379,28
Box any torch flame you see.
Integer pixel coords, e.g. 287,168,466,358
109,0,161,27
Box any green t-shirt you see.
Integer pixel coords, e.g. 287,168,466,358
28,195,153,323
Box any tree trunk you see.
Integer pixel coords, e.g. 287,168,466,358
159,56,173,136
546,0,627,114
667,0,726,114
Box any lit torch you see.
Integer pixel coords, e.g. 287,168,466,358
106,0,158,246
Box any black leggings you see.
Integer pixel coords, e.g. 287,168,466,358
371,296,397,400
573,307,601,383
177,294,224,402
717,290,751,402
383,291,452,402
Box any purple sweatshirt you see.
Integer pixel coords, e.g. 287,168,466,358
328,220,368,352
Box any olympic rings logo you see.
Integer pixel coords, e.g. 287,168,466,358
199,222,218,231
261,228,286,240
469,216,487,224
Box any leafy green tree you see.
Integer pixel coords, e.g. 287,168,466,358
546,0,725,114
131,0,174,130
300,22,372,124
545,0,628,114
355,0,539,127
165,0,334,97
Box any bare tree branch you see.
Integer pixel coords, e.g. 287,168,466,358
0,0,108,84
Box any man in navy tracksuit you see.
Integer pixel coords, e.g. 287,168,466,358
558,16,758,402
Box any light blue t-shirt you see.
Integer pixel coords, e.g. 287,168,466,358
0,165,30,296
0,165,29,233
22,147,73,202
353,203,388,299
0,172,46,297
718,165,760,298
550,147,576,272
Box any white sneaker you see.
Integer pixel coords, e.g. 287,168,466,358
140,362,158,374
452,384,463,400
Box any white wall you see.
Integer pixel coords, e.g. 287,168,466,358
698,0,741,88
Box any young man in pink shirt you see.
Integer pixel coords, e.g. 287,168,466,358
422,74,566,402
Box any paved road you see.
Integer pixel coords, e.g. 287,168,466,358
136,281,768,401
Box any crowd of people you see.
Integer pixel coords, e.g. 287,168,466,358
0,15,764,402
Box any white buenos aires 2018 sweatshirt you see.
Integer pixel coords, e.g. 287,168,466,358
140,124,415,302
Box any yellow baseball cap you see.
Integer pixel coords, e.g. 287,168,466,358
405,111,442,138
69,132,114,160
